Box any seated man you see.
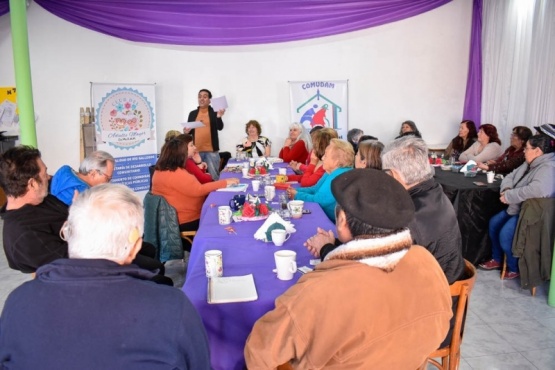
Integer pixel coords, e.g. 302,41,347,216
0,184,211,369
51,150,115,205
306,137,464,284
245,169,452,369
0,146,170,284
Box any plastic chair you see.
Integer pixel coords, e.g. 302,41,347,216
421,260,477,370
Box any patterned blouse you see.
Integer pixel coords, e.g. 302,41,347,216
236,136,271,158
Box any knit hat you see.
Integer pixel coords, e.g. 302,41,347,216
534,124,555,140
331,169,414,229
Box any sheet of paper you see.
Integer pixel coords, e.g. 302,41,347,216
211,96,228,112
216,183,248,192
181,121,205,129
208,274,258,304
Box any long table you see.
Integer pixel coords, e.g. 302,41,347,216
182,162,335,370
434,169,505,265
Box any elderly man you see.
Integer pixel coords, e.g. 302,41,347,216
0,184,211,369
0,146,169,284
50,150,115,205
185,88,225,180
245,169,452,369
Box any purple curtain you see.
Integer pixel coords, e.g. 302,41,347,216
462,0,483,126
0,0,9,17
32,0,452,46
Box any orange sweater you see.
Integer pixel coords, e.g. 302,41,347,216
152,168,226,224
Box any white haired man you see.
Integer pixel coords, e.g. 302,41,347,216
50,150,115,205
245,169,452,369
0,184,211,369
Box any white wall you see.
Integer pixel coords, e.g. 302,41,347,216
0,0,472,172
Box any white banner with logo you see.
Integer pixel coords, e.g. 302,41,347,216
91,83,157,197
289,80,349,139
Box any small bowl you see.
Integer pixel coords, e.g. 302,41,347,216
451,165,462,173
464,171,477,178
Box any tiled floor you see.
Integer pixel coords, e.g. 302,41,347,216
1,219,554,369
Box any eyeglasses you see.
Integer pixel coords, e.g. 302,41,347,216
382,168,393,176
97,170,113,182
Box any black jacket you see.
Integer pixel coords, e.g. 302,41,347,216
187,106,224,151
408,178,465,284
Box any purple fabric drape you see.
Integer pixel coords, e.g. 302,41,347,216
462,0,483,126
33,0,452,46
0,0,9,17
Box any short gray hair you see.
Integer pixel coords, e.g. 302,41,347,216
67,184,144,263
79,151,115,175
382,137,433,187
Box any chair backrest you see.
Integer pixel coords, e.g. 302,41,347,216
143,192,184,262
448,260,476,354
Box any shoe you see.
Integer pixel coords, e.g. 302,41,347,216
503,271,520,280
479,259,501,270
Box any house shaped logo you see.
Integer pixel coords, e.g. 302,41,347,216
296,89,342,130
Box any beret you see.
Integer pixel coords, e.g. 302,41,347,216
534,124,555,140
331,169,415,229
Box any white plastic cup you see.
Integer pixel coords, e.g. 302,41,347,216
271,229,291,247
242,168,249,177
252,180,260,191
487,171,495,184
265,185,276,201
288,200,304,219
218,206,233,225
279,168,287,175
205,250,223,278
274,250,297,280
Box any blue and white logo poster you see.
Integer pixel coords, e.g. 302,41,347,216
289,80,349,139
91,83,157,198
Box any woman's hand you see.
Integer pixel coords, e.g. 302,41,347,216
309,150,319,165
183,127,192,134
289,160,300,171
217,109,226,118
286,187,297,199
500,192,508,204
198,162,208,170
226,178,240,187
284,138,292,147
476,162,489,171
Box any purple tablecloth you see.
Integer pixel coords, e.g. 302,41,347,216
182,162,335,370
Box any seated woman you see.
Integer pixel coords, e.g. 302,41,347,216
180,134,213,184
476,126,532,175
479,133,555,279
288,128,338,187
458,123,503,163
286,139,353,222
355,140,384,169
279,122,311,163
395,120,422,139
444,120,478,161
236,120,271,158
152,138,239,245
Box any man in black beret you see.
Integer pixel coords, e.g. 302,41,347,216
245,169,452,369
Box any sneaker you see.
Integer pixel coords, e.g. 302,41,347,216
479,259,501,270
503,271,520,280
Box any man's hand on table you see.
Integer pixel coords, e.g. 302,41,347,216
304,227,335,258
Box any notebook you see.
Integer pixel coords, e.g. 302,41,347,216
207,274,258,304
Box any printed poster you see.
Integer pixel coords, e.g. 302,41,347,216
0,87,19,133
289,80,349,139
91,83,157,197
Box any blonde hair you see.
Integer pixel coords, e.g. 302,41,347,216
329,139,354,167
165,130,182,143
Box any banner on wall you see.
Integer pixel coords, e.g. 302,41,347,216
289,80,348,139
91,83,157,197
0,87,19,133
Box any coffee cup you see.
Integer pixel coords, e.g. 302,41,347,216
288,200,304,219
271,229,291,247
279,168,287,175
218,206,233,225
274,250,297,280
205,250,223,278
229,194,246,211
242,168,249,177
265,185,276,201
487,171,495,184
252,180,260,191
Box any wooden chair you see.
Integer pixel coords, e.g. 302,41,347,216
180,230,196,246
422,260,477,370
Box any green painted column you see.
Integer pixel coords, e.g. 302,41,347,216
548,241,555,307
9,0,37,147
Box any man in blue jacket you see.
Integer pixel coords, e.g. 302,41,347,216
0,184,211,370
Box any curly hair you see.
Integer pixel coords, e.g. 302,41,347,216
0,146,43,198
245,120,262,135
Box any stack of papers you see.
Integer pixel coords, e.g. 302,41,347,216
207,274,258,304
216,183,248,192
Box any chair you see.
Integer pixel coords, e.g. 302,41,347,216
421,260,477,370
180,230,196,246
143,192,184,262
219,151,231,172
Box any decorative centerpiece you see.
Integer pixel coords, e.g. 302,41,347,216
248,159,270,176
232,195,271,221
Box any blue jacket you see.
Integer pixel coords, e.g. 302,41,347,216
50,165,89,205
0,258,211,370
295,167,351,222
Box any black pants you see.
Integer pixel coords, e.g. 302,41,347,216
179,219,200,252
